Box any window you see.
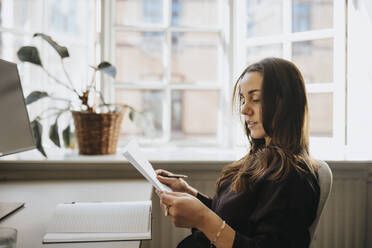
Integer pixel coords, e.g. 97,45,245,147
1,0,346,156
235,0,345,154
292,2,310,32
0,0,99,147
106,0,345,153
112,0,225,146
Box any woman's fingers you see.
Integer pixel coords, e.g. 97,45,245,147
160,202,170,216
158,192,173,217
159,191,188,205
156,169,189,193
155,169,170,176
162,191,187,197
157,175,178,184
160,202,166,211
159,192,176,206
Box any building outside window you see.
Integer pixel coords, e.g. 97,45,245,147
113,0,222,146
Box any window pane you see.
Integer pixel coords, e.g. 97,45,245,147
115,89,163,138
292,0,333,32
45,0,96,42
0,32,29,63
246,0,282,38
0,33,43,119
171,0,218,27
171,32,218,83
247,44,283,65
116,31,164,83
292,38,333,84
44,44,90,99
0,0,43,31
116,0,164,26
308,93,333,137
171,90,218,140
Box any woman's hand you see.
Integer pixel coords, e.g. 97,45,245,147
158,191,212,229
159,191,236,248
155,169,198,196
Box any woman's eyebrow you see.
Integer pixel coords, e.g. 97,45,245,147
239,89,260,96
248,89,260,95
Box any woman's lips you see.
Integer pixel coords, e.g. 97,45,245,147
246,121,257,128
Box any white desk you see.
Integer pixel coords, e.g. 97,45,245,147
0,179,152,248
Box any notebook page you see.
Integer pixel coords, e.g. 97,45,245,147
123,140,172,192
46,201,151,234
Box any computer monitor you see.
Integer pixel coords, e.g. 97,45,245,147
0,59,35,157
0,59,35,220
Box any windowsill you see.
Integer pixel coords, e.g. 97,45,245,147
1,147,372,182
1,145,372,164
0,147,247,164
0,143,372,164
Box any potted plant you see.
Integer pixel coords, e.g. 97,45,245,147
17,33,135,156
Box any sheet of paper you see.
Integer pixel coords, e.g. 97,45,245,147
46,201,151,234
123,139,172,192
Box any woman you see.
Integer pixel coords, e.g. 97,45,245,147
156,57,320,248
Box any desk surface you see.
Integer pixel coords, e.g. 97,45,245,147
0,179,152,248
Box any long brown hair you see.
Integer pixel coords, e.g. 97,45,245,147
217,57,318,193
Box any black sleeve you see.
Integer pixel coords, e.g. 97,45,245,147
233,174,319,248
196,192,213,209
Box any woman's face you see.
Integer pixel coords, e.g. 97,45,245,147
239,72,267,141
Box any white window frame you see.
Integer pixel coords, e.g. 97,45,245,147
233,0,346,158
102,0,347,157
0,1,98,71
103,0,231,147
0,0,99,148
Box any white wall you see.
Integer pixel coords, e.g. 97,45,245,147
347,0,372,159
348,2,372,246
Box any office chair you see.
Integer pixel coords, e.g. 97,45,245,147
308,160,333,246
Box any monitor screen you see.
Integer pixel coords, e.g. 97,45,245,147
0,59,35,156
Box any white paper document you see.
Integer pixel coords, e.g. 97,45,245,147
43,201,151,243
123,139,172,192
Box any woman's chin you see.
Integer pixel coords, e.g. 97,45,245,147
250,133,265,140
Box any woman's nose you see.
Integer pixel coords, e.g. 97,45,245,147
241,104,253,116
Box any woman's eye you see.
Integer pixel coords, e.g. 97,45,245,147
252,99,260,103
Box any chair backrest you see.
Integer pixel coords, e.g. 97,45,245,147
308,160,333,245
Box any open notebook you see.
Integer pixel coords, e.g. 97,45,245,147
43,201,151,243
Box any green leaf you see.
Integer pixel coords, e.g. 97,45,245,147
129,109,135,121
49,121,61,147
34,33,69,58
17,46,43,66
25,91,49,105
62,125,71,148
97,61,116,78
30,119,47,157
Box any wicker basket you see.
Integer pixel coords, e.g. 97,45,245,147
72,110,124,155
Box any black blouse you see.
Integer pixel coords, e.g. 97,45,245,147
178,163,320,248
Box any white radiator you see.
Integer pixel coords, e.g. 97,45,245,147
311,175,367,248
